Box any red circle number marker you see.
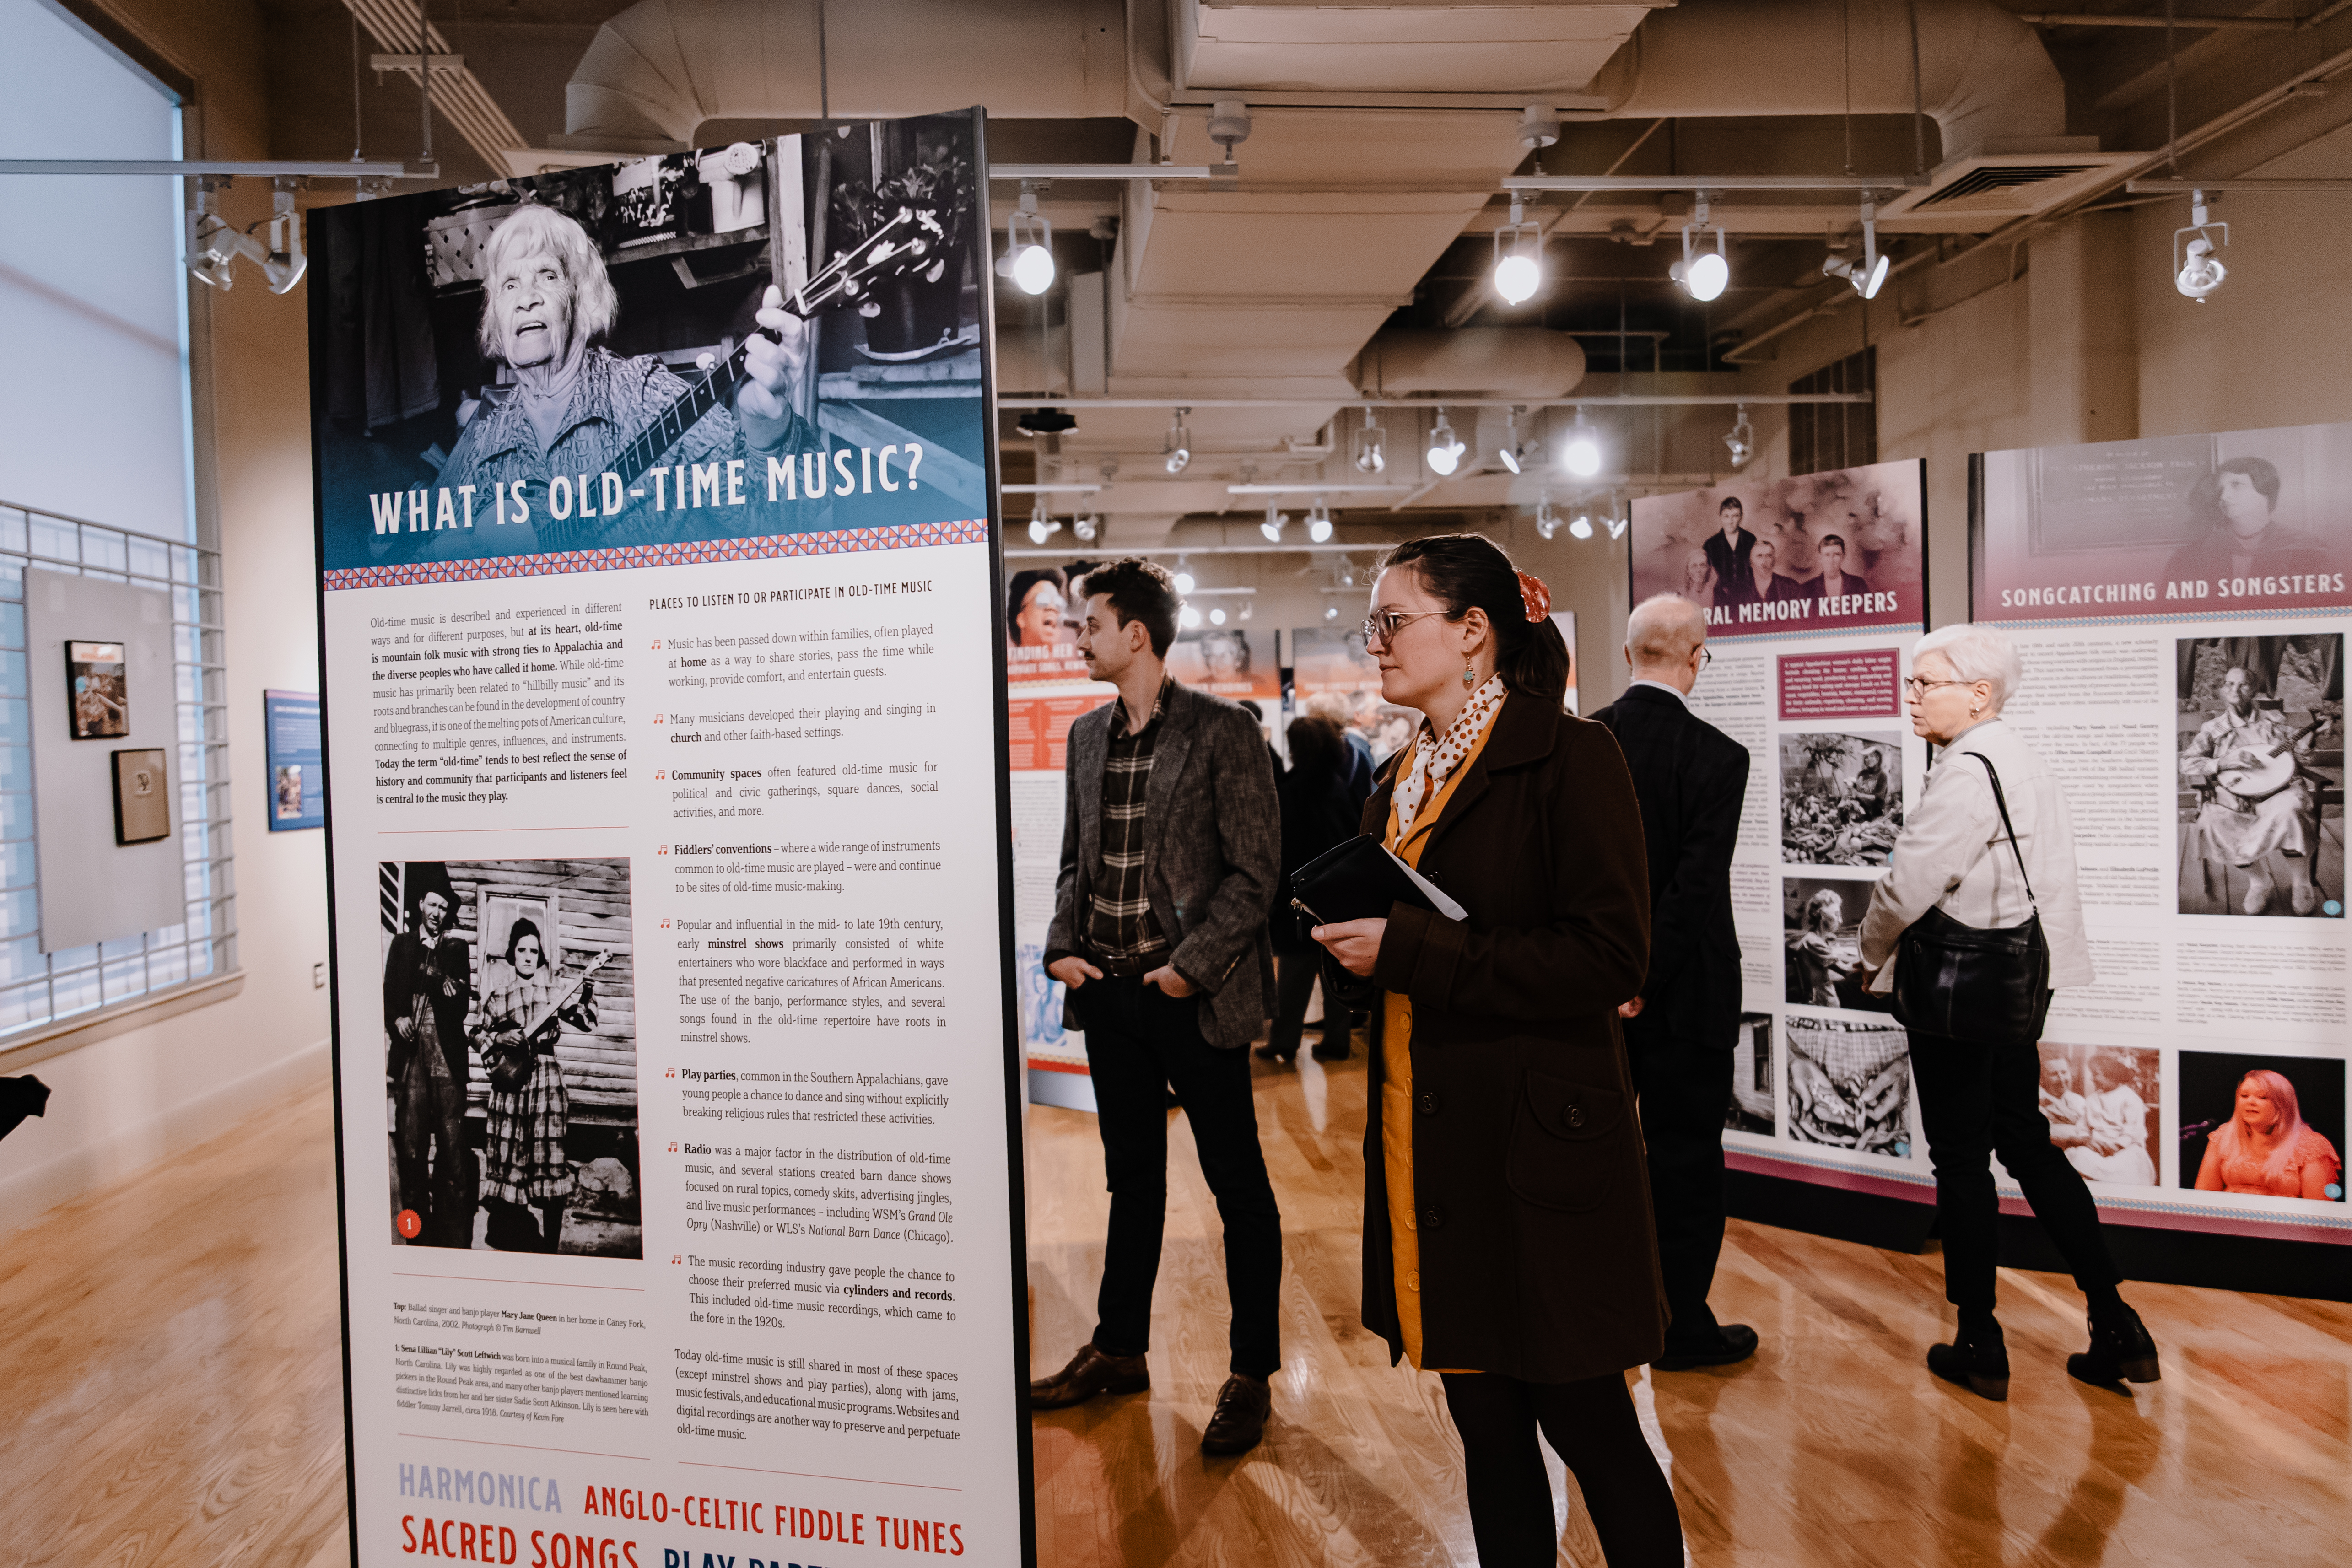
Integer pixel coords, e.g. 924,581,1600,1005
395,1209,422,1239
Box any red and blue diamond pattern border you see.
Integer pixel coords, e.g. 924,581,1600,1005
322,517,989,591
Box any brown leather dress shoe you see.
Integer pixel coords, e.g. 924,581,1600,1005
1028,1344,1150,1410
1198,1373,1271,1455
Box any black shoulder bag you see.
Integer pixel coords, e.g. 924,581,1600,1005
1892,753,2053,1045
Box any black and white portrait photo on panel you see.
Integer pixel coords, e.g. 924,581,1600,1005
2177,1049,2346,1202
2175,633,2343,917
1727,1012,1775,1135
1781,731,1904,866
2036,1042,2161,1189
1785,1013,1912,1158
1783,874,1877,1008
381,858,640,1256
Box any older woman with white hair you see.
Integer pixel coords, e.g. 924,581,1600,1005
440,203,811,548
1856,621,2159,1401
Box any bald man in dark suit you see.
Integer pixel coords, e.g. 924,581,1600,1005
1592,593,1758,1370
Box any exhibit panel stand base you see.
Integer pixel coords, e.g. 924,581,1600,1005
1728,1169,2352,1303
1029,1066,1097,1113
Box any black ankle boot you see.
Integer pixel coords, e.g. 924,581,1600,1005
2068,1305,2160,1387
1927,1322,2010,1402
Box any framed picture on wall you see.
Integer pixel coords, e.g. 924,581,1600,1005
111,748,169,844
67,640,129,739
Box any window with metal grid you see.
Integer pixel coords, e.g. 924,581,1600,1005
1787,347,1878,476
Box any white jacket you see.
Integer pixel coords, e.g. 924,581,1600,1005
1859,717,2096,991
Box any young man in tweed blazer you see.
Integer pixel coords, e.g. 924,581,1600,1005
1033,557,1284,1455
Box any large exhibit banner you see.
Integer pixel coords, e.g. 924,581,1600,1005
312,113,1038,1567
1629,462,1933,1202
1974,422,2349,1245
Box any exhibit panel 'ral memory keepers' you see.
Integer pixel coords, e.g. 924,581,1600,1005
308,113,1036,1568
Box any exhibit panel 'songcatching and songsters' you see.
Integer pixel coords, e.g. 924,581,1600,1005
310,114,1036,1568
1975,422,2349,1243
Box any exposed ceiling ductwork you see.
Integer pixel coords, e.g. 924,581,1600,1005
1359,329,1587,400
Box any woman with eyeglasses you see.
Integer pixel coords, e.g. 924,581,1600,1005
1853,622,2157,1401
1311,534,1681,1566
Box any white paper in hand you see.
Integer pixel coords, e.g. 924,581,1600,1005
1384,847,1468,920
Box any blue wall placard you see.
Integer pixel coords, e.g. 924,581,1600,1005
263,688,322,831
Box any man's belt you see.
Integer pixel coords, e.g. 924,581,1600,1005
1087,949,1163,978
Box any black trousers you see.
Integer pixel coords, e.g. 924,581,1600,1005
1439,1371,1685,1568
1263,953,1331,1057
1906,1025,2122,1314
1077,975,1283,1378
1624,1016,1733,1345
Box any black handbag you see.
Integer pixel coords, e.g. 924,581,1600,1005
1892,752,2053,1045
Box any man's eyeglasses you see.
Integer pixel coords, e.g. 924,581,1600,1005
1903,677,1969,698
1361,609,1446,647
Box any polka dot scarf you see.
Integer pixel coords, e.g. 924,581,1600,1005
1393,675,1507,837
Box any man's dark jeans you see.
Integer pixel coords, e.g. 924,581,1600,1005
1624,1016,1734,1346
1076,974,1282,1378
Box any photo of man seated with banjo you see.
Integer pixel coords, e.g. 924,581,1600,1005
2177,634,2344,917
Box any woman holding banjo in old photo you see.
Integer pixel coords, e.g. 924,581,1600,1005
478,919,597,1253
1311,534,1683,1567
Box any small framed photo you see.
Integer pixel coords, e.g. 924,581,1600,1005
112,748,170,845
67,640,129,740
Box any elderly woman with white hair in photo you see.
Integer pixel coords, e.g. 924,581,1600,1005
439,202,813,548
1855,621,2159,1402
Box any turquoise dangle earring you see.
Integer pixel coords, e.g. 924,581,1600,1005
1462,663,1476,687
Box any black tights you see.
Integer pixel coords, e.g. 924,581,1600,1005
1440,1371,1685,1568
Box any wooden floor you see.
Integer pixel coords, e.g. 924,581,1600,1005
1027,1046,2352,1568
5,1061,2348,1567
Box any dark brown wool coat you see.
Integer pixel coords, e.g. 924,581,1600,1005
1362,690,1669,1381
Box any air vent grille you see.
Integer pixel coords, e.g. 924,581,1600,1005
1915,163,2099,209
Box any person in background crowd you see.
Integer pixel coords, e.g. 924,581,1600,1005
1302,690,1377,803
1312,534,1683,1567
1702,496,1757,607
1259,714,1361,1064
2195,1069,2342,1199
1593,593,1759,1371
1006,566,1072,649
1856,622,2157,1401
1812,533,1871,598
1032,559,1285,1456
477,919,595,1253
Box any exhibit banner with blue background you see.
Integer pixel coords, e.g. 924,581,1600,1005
310,112,1035,1568
264,688,323,830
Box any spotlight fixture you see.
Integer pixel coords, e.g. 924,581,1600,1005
998,181,1056,295
1163,407,1192,474
2175,189,2228,302
1171,557,1196,595
1569,509,1594,541
1606,494,1629,540
1179,603,1203,630
1072,511,1100,544
1209,607,1227,626
1324,603,1339,621
1025,498,1060,545
1353,409,1386,475
1669,191,1729,303
1534,496,1561,541
1260,503,1287,544
1016,406,1078,438
1426,409,1466,477
1724,404,1755,469
1499,405,1541,474
1821,199,1889,300
1306,497,1334,544
1238,598,1253,622
1491,195,1543,306
188,176,308,295
1559,410,1602,479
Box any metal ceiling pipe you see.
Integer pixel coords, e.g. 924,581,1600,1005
1358,329,1588,399
565,0,1131,147
1591,0,2067,159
